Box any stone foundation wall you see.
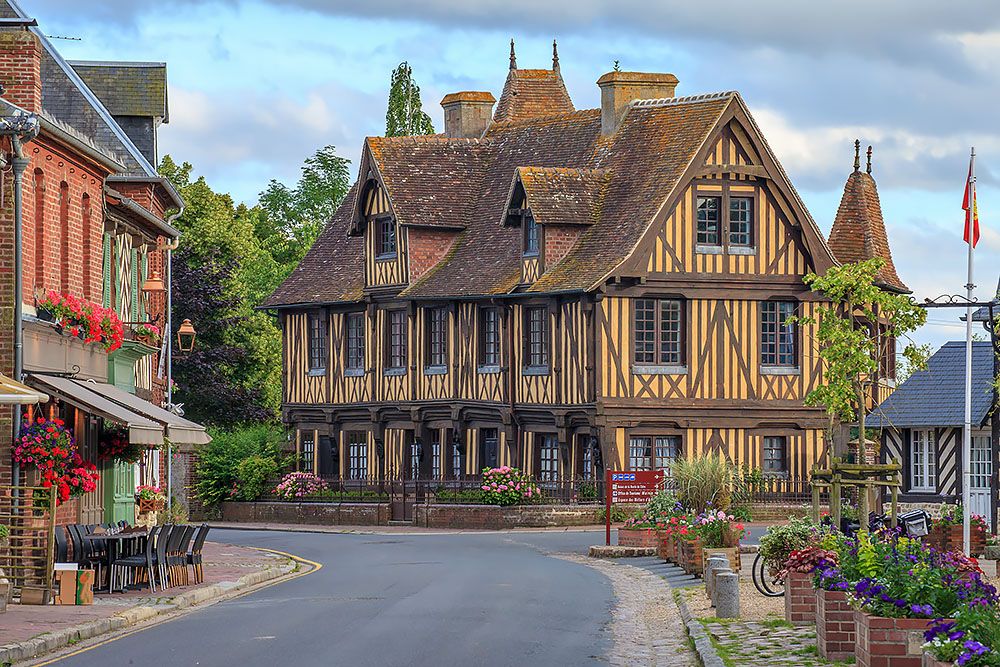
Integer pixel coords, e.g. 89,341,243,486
415,504,600,529
222,501,390,526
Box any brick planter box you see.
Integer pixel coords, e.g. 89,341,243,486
702,546,741,573
679,537,704,576
618,528,660,548
657,533,678,562
922,653,953,667
855,610,933,667
926,524,986,556
784,571,816,625
817,588,855,660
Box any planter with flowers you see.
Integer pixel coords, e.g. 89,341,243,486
479,466,540,506
780,546,834,625
98,423,147,465
133,322,160,348
36,290,124,353
135,485,165,513
926,503,988,556
13,417,99,509
617,514,661,549
678,532,704,576
813,550,857,659
694,509,746,574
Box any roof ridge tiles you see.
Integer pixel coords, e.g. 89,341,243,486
631,91,737,108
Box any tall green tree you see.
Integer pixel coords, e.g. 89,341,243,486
798,258,928,461
256,145,351,288
385,61,435,137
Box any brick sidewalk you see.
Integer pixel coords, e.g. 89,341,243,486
0,541,287,647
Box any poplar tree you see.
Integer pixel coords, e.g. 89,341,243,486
385,61,435,137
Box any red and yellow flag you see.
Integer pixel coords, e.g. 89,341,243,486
963,152,980,248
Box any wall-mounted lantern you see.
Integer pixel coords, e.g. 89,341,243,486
176,319,197,353
141,270,165,295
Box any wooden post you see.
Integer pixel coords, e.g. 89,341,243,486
831,473,842,530
812,482,821,524
860,481,871,529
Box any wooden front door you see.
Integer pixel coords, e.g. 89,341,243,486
971,434,992,529
480,428,499,471
77,413,105,525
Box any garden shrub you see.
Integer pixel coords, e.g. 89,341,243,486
195,422,287,507
479,467,540,506
273,472,327,500
758,516,816,575
233,455,281,501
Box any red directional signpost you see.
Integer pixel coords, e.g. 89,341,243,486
605,470,665,545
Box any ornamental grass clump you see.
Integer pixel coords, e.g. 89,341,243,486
670,455,733,512
479,466,539,506
274,472,328,500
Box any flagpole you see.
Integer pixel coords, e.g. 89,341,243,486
963,147,976,556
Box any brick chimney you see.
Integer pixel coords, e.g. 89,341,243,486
597,71,678,136
441,91,496,139
0,30,41,112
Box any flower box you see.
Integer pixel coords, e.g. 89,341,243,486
679,537,704,576
854,610,933,667
702,546,740,574
783,570,816,625
618,528,660,549
921,653,953,667
137,498,165,513
926,524,986,556
816,588,855,661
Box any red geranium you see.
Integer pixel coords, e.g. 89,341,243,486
15,417,100,507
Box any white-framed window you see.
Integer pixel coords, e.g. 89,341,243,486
910,430,936,492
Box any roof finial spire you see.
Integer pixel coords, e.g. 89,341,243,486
853,139,861,173
509,39,516,70
866,145,873,175
552,39,559,71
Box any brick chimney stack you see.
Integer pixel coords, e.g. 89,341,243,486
597,71,679,136
0,29,42,112
441,91,496,139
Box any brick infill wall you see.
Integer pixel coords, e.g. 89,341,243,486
855,610,933,667
222,501,390,526
817,588,855,661
784,571,816,625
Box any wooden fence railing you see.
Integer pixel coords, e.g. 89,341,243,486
0,485,55,603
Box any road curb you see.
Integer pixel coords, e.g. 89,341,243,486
207,521,606,536
0,561,297,665
675,592,727,667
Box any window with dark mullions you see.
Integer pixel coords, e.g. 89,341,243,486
348,433,368,480
729,197,753,247
524,214,539,256
525,307,548,369
425,308,448,368
300,432,315,473
634,299,684,365
387,310,407,370
696,196,721,246
762,436,788,476
628,436,681,472
479,307,500,367
376,214,396,257
760,301,797,367
307,313,327,373
537,435,559,482
346,313,365,372
431,431,441,480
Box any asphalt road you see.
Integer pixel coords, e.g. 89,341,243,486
46,529,614,667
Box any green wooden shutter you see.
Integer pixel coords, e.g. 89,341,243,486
129,248,138,322
101,234,112,308
140,252,149,321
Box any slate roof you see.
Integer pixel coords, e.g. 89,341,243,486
261,183,365,308
0,0,159,177
513,167,609,227
829,165,908,292
266,61,842,308
868,341,996,429
972,276,1000,323
69,61,168,121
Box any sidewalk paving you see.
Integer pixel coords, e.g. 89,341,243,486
0,541,295,665
208,520,608,534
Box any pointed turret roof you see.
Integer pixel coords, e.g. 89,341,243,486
828,141,909,293
493,40,574,123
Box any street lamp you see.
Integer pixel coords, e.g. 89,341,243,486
176,319,197,353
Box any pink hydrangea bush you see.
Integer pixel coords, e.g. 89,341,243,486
274,472,328,500
479,466,540,506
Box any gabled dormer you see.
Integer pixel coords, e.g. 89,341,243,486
503,167,607,286
351,171,407,290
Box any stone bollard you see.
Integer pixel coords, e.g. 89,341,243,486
716,572,740,619
705,556,728,601
710,566,732,607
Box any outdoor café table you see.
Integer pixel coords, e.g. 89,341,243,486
83,530,148,592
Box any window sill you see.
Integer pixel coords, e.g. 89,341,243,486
477,365,501,375
375,253,397,262
344,368,365,378
424,365,447,376
760,366,800,376
695,244,724,255
523,365,550,376
384,367,406,377
632,365,687,376
306,368,326,377
729,246,756,256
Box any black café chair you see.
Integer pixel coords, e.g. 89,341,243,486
187,524,210,584
155,524,174,588
67,524,104,583
170,525,196,586
111,526,159,592
54,525,69,563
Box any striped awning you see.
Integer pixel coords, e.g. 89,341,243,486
0,373,47,404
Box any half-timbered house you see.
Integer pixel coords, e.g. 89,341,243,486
264,45,908,491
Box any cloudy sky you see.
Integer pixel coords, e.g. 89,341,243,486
24,0,1000,349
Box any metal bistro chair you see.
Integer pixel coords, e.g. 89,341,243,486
54,525,69,563
67,524,104,583
186,524,210,584
155,524,174,589
111,526,160,593
170,525,196,586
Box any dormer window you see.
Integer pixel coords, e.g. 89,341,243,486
523,213,539,257
375,213,396,258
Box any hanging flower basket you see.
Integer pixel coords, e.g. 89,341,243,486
98,424,147,465
13,417,99,507
35,290,124,352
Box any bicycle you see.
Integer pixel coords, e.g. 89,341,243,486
751,551,785,597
